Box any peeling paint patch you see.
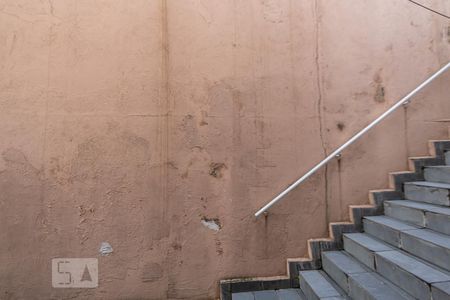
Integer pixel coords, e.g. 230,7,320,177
201,217,221,232
99,242,113,256
209,162,226,178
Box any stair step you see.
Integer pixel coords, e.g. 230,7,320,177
375,250,450,300
275,289,306,300
404,181,450,206
299,270,346,299
363,215,420,248
343,233,394,269
433,282,450,300
232,289,306,300
348,272,414,300
364,216,450,271
322,251,371,293
425,166,450,184
401,228,450,272
384,200,450,235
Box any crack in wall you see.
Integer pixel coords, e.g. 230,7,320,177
314,0,329,226
159,0,170,239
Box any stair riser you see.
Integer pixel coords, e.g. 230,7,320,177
322,255,350,293
299,271,345,300
384,203,425,227
384,202,450,236
427,212,450,235
425,168,450,184
343,236,376,270
404,184,450,206
375,254,431,300
347,276,369,300
363,219,402,248
299,275,320,300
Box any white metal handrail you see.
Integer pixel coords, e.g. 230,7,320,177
255,62,450,218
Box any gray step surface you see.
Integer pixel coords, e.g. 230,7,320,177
404,181,450,206
363,215,420,248
322,251,370,293
299,270,346,300
348,272,414,300
432,282,450,300
344,231,450,299
384,200,450,235
232,289,306,300
364,215,450,271
375,250,450,300
401,228,450,272
424,165,450,184
343,233,394,270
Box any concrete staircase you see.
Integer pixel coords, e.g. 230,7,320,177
225,141,450,300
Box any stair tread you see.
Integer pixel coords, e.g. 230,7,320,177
386,200,450,216
349,272,414,300
323,251,369,275
364,215,420,231
233,289,306,300
426,166,450,169
299,270,346,299
403,228,450,249
376,250,450,283
344,233,394,252
275,289,306,300
405,181,450,189
233,292,254,300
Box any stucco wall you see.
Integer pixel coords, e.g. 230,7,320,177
0,0,449,299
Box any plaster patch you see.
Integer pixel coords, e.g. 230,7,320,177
99,242,113,256
201,217,221,232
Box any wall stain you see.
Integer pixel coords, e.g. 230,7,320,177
141,262,163,283
373,71,386,103
447,26,450,43
209,162,226,178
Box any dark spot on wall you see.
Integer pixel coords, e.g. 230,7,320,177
373,72,386,103
336,122,345,131
447,26,450,44
374,85,385,103
171,242,182,251
209,162,226,178
200,196,207,208
199,111,208,126
215,239,223,255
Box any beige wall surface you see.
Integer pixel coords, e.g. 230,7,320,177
0,0,449,299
